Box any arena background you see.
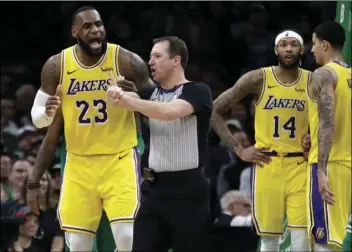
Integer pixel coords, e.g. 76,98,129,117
1,1,351,251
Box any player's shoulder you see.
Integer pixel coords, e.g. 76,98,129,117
41,52,62,78
46,52,61,66
314,65,338,82
118,46,142,62
116,46,146,77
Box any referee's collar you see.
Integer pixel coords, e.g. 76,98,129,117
157,81,193,93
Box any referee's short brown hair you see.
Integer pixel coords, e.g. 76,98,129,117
153,36,188,69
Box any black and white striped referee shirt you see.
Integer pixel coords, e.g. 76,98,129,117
138,81,213,172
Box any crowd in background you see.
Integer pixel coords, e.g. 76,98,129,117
1,1,337,251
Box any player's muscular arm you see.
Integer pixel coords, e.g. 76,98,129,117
313,67,337,173
118,47,155,90
40,54,61,94
211,69,264,154
29,109,63,184
31,54,61,128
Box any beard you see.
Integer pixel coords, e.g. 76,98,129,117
77,36,108,57
278,54,302,69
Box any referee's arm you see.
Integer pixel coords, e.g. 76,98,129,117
120,82,212,121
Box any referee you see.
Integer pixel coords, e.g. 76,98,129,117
107,36,213,251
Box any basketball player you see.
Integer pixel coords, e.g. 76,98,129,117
211,30,310,251
307,21,351,251
26,6,154,252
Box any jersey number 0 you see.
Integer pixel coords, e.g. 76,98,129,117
76,99,108,124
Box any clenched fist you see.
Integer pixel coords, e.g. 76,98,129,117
45,84,62,117
107,85,125,105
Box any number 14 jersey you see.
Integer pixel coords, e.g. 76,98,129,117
60,43,137,156
254,67,310,153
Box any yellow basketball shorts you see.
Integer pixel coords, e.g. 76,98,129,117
251,156,307,236
307,162,351,247
57,148,141,235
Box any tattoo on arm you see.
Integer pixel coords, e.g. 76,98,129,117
40,53,61,95
31,109,63,182
211,69,264,153
119,48,155,90
308,72,319,100
314,68,337,173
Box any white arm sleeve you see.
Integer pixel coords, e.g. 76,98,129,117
31,89,54,128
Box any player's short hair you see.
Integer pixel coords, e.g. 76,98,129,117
72,6,97,25
314,21,346,50
153,36,189,69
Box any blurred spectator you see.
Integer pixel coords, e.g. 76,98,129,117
239,167,252,201
1,99,18,136
25,152,37,167
7,160,32,201
14,126,39,159
14,84,36,127
49,164,62,207
217,127,251,198
1,151,13,201
242,4,276,73
8,206,40,252
1,152,12,183
215,190,251,227
33,172,64,252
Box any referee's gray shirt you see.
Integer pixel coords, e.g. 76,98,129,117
138,81,213,172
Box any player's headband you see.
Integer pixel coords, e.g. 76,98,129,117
275,30,304,47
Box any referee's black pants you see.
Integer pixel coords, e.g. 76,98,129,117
132,167,211,252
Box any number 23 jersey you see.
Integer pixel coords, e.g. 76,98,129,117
60,43,137,156
254,67,310,153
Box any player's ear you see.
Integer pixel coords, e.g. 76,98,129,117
274,47,278,56
72,26,77,39
300,46,304,56
322,40,329,51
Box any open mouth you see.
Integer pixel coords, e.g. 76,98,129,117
284,55,294,60
88,38,102,50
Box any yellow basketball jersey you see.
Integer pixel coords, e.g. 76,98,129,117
60,43,137,155
308,62,351,165
254,67,310,153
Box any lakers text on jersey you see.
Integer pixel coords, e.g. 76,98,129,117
57,43,140,234
307,62,352,247
61,43,136,155
252,67,310,236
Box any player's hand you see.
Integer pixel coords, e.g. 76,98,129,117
107,85,125,104
317,169,335,205
301,134,311,161
26,179,41,215
116,79,137,92
107,72,127,105
301,133,311,150
45,85,62,117
236,146,271,167
107,71,137,92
